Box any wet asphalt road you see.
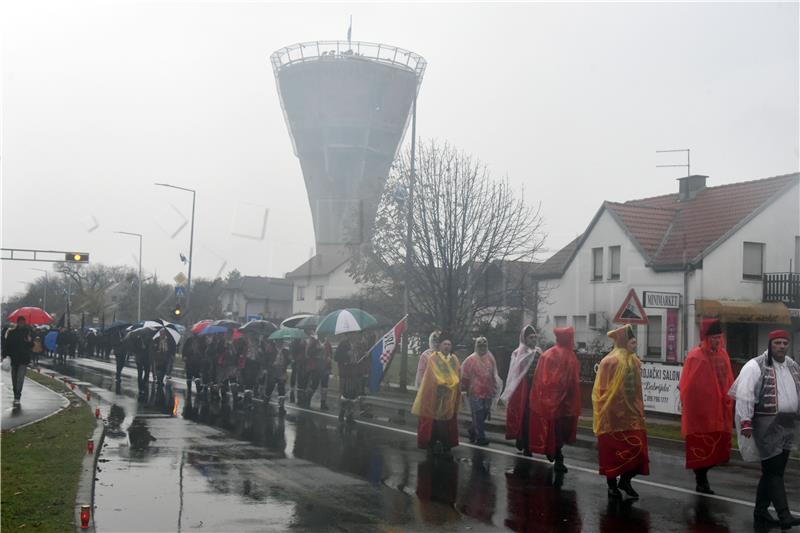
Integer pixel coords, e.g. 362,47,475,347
49,357,799,533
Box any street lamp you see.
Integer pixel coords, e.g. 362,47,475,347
399,94,417,392
114,231,143,322
154,182,196,323
31,268,49,311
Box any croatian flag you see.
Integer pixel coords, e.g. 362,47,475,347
368,316,407,392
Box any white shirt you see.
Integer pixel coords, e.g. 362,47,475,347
774,359,799,414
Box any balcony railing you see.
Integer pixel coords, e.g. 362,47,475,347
763,272,800,308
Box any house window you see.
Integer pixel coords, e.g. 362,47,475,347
592,248,603,281
573,315,587,350
608,246,621,280
315,285,325,300
296,286,305,301
743,242,764,280
554,315,567,328
646,315,662,358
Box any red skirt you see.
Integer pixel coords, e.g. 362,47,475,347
529,416,578,456
597,430,650,478
685,432,731,469
505,379,530,440
418,415,459,449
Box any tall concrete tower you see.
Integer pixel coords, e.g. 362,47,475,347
271,41,426,255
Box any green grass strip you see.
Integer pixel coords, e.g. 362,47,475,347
1,371,95,532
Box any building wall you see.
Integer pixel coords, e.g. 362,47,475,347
290,262,362,314
539,182,800,361
538,210,684,360
687,182,800,352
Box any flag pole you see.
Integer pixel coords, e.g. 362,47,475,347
356,315,408,364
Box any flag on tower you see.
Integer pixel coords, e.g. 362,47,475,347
367,315,407,392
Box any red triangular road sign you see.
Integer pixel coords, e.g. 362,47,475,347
613,289,649,325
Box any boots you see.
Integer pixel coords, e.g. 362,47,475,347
607,477,622,498
278,396,286,415
320,388,328,411
694,468,714,494
290,388,296,403
618,475,639,500
554,450,568,473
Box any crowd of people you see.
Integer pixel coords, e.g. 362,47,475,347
181,329,377,421
410,320,800,530
3,311,798,529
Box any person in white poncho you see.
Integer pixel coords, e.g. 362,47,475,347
729,329,800,530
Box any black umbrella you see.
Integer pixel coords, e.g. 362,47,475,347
239,320,279,336
212,319,241,329
124,326,155,343
294,315,321,329
104,321,132,335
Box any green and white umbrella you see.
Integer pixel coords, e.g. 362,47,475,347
316,308,378,336
268,327,308,341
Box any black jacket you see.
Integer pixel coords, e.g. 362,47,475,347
4,326,32,365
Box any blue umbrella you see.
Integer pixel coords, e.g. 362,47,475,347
198,325,228,336
44,331,58,351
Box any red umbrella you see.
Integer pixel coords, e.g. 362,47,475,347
7,307,54,326
191,320,213,334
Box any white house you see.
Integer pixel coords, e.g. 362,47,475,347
285,246,360,314
219,276,293,322
534,173,800,364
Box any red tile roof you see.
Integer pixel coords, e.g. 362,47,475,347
537,173,798,277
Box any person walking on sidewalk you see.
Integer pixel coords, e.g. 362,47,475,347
592,324,649,500
461,337,502,446
528,326,581,473
3,317,33,407
412,334,461,455
679,318,733,495
415,330,441,388
500,325,542,456
730,329,800,530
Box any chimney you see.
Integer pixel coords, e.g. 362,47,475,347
677,175,708,202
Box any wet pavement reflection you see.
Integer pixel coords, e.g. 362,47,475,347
50,358,794,532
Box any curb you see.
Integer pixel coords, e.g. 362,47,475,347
35,367,105,533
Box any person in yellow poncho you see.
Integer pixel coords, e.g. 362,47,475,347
412,334,461,454
592,324,650,500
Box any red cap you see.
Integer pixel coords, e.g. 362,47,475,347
768,329,790,341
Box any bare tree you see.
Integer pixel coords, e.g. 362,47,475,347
349,139,545,343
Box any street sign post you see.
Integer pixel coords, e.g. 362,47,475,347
613,289,649,325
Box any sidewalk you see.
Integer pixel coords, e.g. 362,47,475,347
1,367,69,431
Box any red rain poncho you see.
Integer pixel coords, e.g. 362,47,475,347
679,318,733,469
528,327,581,456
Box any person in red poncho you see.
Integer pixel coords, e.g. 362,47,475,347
679,318,733,495
528,326,581,473
500,325,543,455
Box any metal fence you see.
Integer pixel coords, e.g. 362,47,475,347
270,40,427,83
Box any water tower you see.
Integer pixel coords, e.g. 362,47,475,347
271,40,426,255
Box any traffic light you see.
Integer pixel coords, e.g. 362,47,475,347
173,305,182,318
65,252,90,263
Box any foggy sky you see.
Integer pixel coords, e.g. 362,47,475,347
2,1,798,299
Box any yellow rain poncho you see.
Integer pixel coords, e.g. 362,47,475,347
412,351,461,420
592,325,646,436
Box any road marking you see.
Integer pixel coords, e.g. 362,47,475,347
58,358,798,516
287,404,798,514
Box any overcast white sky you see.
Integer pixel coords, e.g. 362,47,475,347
2,1,798,299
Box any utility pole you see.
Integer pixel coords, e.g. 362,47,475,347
115,231,143,322
399,94,417,392
31,268,48,311
155,183,196,324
